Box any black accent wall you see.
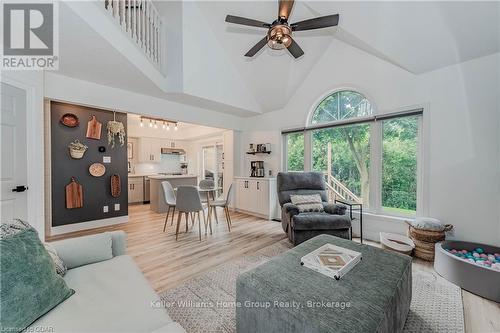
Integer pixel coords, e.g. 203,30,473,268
51,102,128,227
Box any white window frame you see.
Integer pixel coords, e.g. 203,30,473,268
283,90,426,218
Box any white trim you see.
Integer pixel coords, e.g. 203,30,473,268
1,72,45,240
305,86,378,126
50,216,129,235
369,120,382,213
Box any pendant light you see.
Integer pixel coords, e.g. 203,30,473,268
166,122,170,131
174,123,178,131
140,118,144,127
162,121,166,130
149,119,153,128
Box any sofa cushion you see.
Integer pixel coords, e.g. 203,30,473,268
44,242,68,276
1,225,74,333
292,212,351,231
52,232,113,269
30,255,179,333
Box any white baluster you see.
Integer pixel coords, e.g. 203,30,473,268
158,20,161,66
121,0,125,27
134,0,138,42
145,0,149,52
142,0,145,48
126,0,130,33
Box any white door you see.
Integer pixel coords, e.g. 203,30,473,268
1,83,28,221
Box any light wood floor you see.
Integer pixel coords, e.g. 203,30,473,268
47,204,500,333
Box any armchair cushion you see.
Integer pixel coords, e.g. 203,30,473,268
290,194,324,213
292,212,351,231
323,203,347,215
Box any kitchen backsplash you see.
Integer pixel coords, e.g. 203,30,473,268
131,154,182,174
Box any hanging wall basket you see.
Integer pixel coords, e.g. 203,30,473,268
107,111,126,148
68,140,88,159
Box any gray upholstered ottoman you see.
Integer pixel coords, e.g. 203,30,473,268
236,235,412,333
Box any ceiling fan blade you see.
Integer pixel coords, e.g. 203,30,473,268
244,37,268,57
291,14,339,31
287,39,304,58
278,0,294,19
225,15,270,28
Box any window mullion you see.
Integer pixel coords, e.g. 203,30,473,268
304,131,312,171
369,121,382,213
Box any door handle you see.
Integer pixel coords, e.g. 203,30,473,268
12,185,28,192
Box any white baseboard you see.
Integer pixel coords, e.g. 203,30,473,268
50,216,129,236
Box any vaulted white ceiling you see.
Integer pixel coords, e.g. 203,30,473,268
56,1,500,118
183,1,499,112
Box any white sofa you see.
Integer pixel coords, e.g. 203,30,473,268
30,231,185,333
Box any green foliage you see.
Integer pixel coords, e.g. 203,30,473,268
382,117,418,212
312,124,370,200
286,112,418,214
287,133,304,171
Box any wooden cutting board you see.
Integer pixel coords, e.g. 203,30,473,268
66,177,83,209
110,174,121,198
86,115,102,140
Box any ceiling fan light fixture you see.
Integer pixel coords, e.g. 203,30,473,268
267,25,292,50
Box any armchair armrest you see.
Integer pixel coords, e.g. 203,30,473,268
282,203,300,217
50,231,126,269
323,203,347,215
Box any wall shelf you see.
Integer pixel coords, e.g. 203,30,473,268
246,151,271,155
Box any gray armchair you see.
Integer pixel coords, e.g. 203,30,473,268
277,172,352,245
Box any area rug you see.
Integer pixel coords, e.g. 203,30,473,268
159,239,465,333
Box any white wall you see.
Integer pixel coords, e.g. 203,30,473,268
44,72,246,131
185,134,224,178
181,2,263,115
240,40,500,246
239,130,282,178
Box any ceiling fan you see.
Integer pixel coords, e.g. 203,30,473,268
225,0,339,58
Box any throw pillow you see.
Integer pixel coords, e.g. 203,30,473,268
0,220,74,333
290,194,324,213
44,242,68,277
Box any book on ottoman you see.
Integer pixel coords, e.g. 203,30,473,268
301,243,362,280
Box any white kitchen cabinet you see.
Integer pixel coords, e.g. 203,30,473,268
234,177,278,220
138,138,162,163
128,177,144,204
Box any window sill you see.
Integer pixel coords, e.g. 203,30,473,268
352,210,415,224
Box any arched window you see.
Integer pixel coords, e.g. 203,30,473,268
310,90,373,124
285,88,422,217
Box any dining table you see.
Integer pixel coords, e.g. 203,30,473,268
174,186,221,226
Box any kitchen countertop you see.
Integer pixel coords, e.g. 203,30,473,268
128,173,155,178
148,174,198,180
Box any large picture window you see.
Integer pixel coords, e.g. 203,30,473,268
284,90,422,217
285,132,304,171
382,116,419,215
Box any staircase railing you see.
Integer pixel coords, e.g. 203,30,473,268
104,0,162,68
324,142,362,204
324,173,362,204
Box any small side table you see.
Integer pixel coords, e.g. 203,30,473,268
334,198,363,244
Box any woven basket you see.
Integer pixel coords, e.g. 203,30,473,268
406,221,453,262
412,238,436,251
414,246,435,261
69,148,86,159
409,227,447,243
